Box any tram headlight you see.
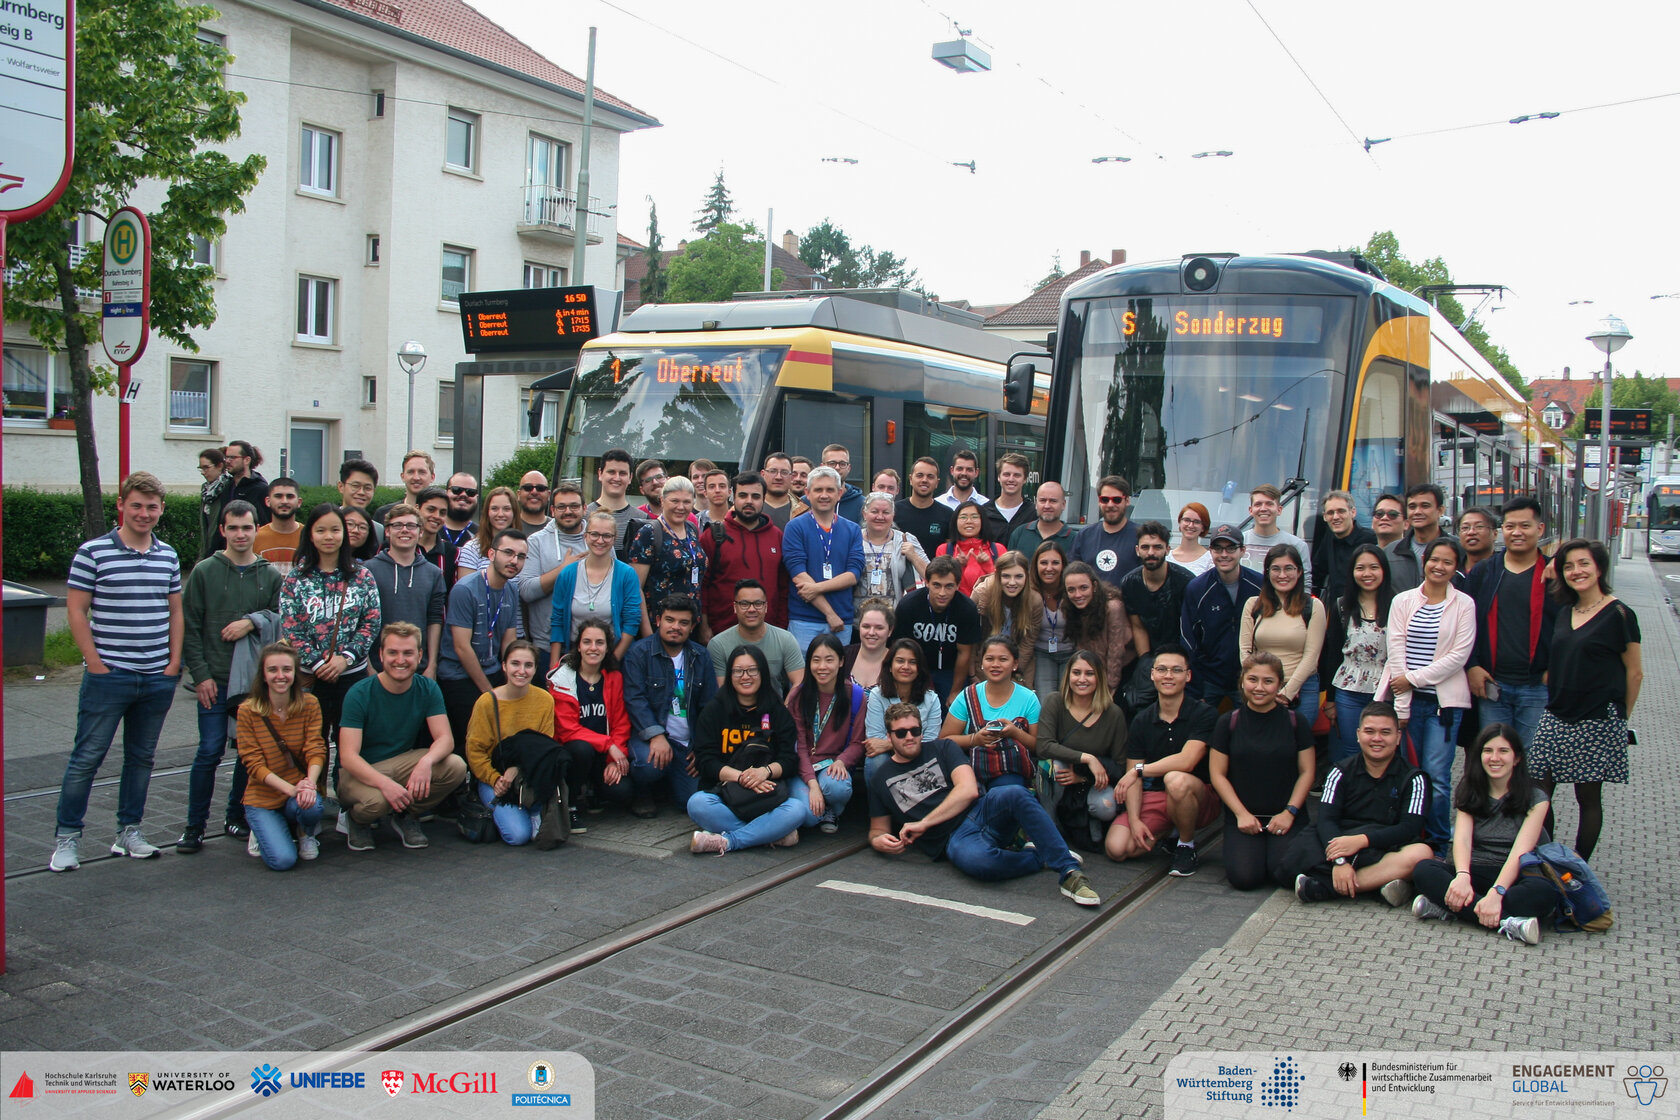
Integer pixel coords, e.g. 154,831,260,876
1183,256,1221,292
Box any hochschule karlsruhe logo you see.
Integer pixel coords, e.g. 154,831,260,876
1625,1065,1667,1106
250,1065,282,1098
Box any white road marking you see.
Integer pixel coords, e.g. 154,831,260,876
817,879,1036,925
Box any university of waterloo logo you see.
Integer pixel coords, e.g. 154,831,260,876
129,1073,148,1097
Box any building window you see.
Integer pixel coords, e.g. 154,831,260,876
168,358,214,430
296,276,335,343
437,381,455,440
197,28,226,48
441,246,472,304
367,234,381,265
363,375,378,408
190,234,217,270
446,108,478,171
2,344,73,423
370,89,386,118
300,125,339,195
523,262,566,288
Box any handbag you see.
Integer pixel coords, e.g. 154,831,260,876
455,790,499,843
717,741,790,820
961,683,1036,786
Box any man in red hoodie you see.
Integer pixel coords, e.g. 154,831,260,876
699,471,788,634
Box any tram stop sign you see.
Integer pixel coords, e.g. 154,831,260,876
101,207,152,366
0,0,75,223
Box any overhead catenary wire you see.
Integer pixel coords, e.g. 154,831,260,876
1243,0,1370,157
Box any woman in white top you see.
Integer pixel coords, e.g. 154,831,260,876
842,599,893,691
1170,501,1213,576
858,491,927,603
1030,540,1073,695
457,486,518,580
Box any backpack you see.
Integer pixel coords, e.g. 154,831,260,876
961,683,1036,786
1519,842,1614,932
1227,707,1298,733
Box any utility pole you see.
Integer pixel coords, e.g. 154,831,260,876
570,27,597,287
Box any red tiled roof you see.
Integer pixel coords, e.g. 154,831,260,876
310,0,656,122
984,258,1114,327
617,232,645,250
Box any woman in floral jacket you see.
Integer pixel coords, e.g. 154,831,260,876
280,503,382,749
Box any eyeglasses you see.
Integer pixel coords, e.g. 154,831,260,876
731,667,761,678
519,484,550,493
1372,509,1402,519
642,475,667,486
734,599,768,609
553,501,584,512
495,549,528,560
585,531,616,542
1210,544,1242,554
1268,565,1299,575
763,467,790,476
1151,665,1189,676
823,461,848,471
449,486,479,498
889,727,922,738
387,522,420,533
1098,495,1127,504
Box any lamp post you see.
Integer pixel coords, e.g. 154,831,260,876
397,339,428,455
1586,314,1631,540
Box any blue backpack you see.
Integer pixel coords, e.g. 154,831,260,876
1519,842,1614,932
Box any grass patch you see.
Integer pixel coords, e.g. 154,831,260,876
42,627,84,670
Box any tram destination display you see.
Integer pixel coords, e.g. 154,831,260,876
459,286,599,354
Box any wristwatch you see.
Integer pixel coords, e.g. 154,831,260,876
1333,856,1348,866
1494,884,1507,896
1284,804,1300,816
1135,763,1146,779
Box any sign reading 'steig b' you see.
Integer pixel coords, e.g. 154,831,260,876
102,206,152,366
0,0,75,221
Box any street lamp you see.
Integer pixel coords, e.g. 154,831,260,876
397,339,428,455
1586,314,1632,540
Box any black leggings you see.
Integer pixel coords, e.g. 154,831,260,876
1412,858,1559,922
1222,813,1303,890
1537,780,1604,861
556,739,599,796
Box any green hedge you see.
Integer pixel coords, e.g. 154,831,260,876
486,442,557,491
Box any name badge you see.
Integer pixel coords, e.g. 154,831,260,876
671,695,682,715
691,567,701,588
869,569,887,594
822,563,833,580
1048,637,1058,652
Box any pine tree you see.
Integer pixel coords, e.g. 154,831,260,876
694,169,734,234
641,198,669,303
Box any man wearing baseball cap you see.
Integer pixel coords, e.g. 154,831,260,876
1178,522,1263,707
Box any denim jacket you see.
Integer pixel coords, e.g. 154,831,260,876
622,636,719,745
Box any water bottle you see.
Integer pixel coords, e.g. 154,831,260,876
1558,871,1585,895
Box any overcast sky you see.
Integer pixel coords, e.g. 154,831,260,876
476,0,1680,383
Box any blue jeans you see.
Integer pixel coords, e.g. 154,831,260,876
1407,693,1462,845
1478,679,1548,752
604,735,699,805
478,781,543,846
1289,672,1320,727
943,784,1080,881
801,768,855,826
788,618,851,653
1332,690,1374,763
57,667,179,835
688,789,805,849
187,681,247,829
245,797,322,871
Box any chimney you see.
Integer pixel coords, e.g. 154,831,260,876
1562,365,1570,381
1111,249,1126,265
782,230,798,256
1080,250,1091,267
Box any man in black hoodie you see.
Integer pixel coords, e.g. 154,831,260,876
210,439,270,551
364,503,446,677
1310,489,1377,607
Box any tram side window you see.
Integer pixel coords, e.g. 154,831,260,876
1349,357,1404,523
903,402,988,489
996,419,1046,499
778,395,868,485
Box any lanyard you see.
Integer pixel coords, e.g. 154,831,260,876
673,655,686,704
483,585,504,661
812,691,835,741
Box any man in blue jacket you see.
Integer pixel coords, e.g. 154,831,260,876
1179,523,1263,706
619,596,720,818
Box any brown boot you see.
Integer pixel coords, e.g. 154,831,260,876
534,791,565,850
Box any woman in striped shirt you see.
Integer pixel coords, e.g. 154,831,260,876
1377,537,1474,848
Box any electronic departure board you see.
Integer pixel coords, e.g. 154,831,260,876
458,286,599,354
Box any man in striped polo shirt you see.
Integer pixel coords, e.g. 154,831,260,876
52,471,184,872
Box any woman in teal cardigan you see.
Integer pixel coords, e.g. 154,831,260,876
549,510,643,665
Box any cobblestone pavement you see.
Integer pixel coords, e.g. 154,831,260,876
1038,552,1680,1120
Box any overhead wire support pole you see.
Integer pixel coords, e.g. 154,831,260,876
570,27,597,287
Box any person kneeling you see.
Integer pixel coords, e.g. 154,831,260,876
688,646,806,854
1291,702,1434,905
467,640,575,849
868,703,1100,907
236,643,327,870
336,623,469,851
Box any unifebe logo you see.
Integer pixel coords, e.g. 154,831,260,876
381,1070,404,1097
250,1065,283,1098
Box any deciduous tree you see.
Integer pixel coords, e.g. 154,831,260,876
665,222,781,303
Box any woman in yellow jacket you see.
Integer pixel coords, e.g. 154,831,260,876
465,640,566,849
236,643,328,871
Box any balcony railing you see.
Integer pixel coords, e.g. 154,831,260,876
3,244,100,302
518,185,605,239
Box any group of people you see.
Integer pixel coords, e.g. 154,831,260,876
51,455,1642,939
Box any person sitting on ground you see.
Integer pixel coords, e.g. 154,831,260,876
707,578,804,696
551,620,632,826
235,643,326,871
688,645,806,854
940,636,1040,792
842,599,894,692
1208,651,1314,890
1036,650,1126,852
335,623,469,851
465,640,572,849
863,638,944,778
868,702,1100,907
787,634,866,834
971,551,1043,688
1409,724,1556,945
1290,701,1434,905
618,595,719,818
1107,644,1221,876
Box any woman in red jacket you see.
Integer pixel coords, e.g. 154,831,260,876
550,620,632,826
937,500,1001,597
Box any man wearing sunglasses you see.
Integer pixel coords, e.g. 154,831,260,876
517,471,554,535
1071,474,1140,590
440,473,480,549
867,703,1101,907
1370,493,1406,550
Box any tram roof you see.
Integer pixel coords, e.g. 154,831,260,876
611,292,1046,367
1060,252,1429,312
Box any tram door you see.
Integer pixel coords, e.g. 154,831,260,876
777,394,870,490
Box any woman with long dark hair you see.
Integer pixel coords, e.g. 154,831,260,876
1238,543,1326,723
1063,560,1132,690
687,644,804,853
280,503,382,749
552,619,632,820
940,635,1041,791
863,638,943,777
1527,539,1642,860
1325,544,1394,762
1208,651,1314,890
788,633,865,833
236,643,326,870
1410,724,1555,944
937,499,1000,597
1031,541,1073,694
456,485,519,580
340,506,380,562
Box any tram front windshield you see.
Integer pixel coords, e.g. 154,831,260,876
1066,295,1352,528
557,344,785,485
1650,486,1680,529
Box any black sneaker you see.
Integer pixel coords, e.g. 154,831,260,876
175,826,205,854
568,807,586,835
223,818,250,838
630,796,657,819
1169,844,1198,877
1294,873,1336,903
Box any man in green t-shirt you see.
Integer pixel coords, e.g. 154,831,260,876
336,622,467,851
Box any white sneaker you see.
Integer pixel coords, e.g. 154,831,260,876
247,832,262,858
111,826,161,859
297,834,320,861
49,834,81,872
1379,879,1413,907
1499,916,1541,945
